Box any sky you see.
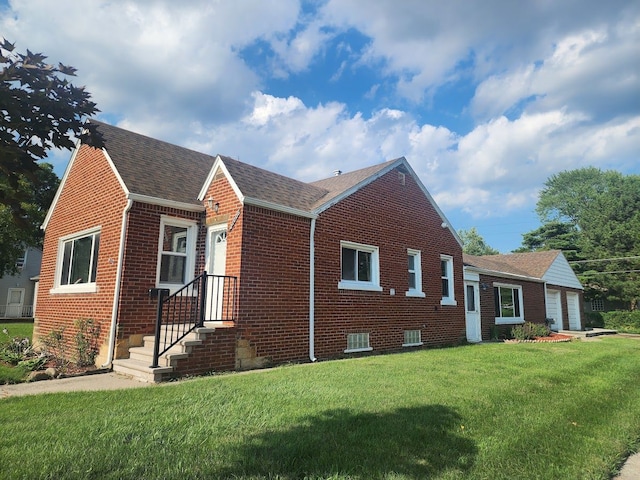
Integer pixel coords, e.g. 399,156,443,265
2,0,639,253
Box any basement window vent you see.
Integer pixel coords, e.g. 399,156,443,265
345,333,372,353
403,330,422,347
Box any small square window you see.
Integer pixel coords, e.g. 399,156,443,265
591,299,604,312
338,242,382,292
345,333,372,353
403,330,422,347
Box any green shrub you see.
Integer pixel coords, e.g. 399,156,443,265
74,318,101,367
585,311,604,328
602,310,640,334
511,322,551,340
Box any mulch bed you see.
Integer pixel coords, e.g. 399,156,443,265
504,333,574,344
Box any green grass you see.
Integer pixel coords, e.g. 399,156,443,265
0,321,35,384
1,338,639,479
0,321,33,343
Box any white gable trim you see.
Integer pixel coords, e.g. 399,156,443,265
313,157,462,247
244,197,317,219
542,253,584,290
42,141,129,231
197,155,244,203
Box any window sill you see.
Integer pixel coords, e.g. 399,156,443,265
338,281,383,292
344,347,373,354
495,318,525,325
440,298,457,306
405,290,426,298
50,284,98,295
402,342,423,347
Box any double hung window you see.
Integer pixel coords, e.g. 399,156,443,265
157,217,197,290
440,255,456,305
406,249,425,297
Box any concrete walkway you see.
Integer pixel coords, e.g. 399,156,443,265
0,371,153,398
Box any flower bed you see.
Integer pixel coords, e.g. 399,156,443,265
505,333,574,344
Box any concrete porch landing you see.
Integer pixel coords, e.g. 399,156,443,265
559,328,618,338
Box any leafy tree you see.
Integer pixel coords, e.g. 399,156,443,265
0,39,102,228
0,163,59,277
459,227,500,256
521,168,640,309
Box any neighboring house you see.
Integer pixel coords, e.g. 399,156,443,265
35,120,467,380
0,247,42,319
463,251,584,340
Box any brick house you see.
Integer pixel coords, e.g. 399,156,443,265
35,121,467,381
463,251,584,340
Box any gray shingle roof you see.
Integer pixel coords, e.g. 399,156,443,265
91,120,215,205
91,121,406,213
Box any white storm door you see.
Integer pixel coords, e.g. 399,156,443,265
205,227,227,321
465,281,482,342
566,292,581,330
6,288,25,318
546,289,562,331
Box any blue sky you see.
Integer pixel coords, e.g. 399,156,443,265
2,0,639,252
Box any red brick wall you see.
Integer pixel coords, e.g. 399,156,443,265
35,145,128,364
477,274,546,339
313,167,466,358
235,205,312,364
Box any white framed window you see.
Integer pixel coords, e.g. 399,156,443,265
338,241,382,292
403,330,423,347
157,216,197,290
440,255,457,306
590,299,604,312
51,227,100,294
494,283,525,324
406,249,425,297
345,333,372,353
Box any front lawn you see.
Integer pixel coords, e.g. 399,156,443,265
1,337,639,479
0,321,35,384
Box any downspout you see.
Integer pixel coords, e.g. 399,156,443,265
102,198,133,367
309,217,317,362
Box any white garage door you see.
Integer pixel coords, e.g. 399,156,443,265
566,292,581,330
546,289,562,331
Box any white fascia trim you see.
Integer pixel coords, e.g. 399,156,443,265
313,158,404,215
197,155,244,202
42,139,81,231
243,196,317,219
463,265,544,284
401,160,463,247
127,193,205,212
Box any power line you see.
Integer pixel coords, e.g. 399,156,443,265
579,269,640,276
569,255,640,264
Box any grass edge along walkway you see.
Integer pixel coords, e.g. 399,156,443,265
1,337,639,479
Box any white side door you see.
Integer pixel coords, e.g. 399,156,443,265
205,227,227,322
546,289,563,331
566,292,581,330
6,288,25,318
464,281,482,342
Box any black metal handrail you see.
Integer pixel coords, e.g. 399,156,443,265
150,272,237,368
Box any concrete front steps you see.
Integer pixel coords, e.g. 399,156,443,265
112,325,219,383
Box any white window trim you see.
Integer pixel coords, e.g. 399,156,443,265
344,332,373,353
156,216,197,292
440,254,457,306
494,282,525,324
338,241,382,292
406,249,425,298
402,329,423,347
51,226,101,294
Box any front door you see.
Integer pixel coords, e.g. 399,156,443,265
465,281,482,342
205,227,227,321
6,288,25,318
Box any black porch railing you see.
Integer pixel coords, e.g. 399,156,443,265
150,272,237,368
